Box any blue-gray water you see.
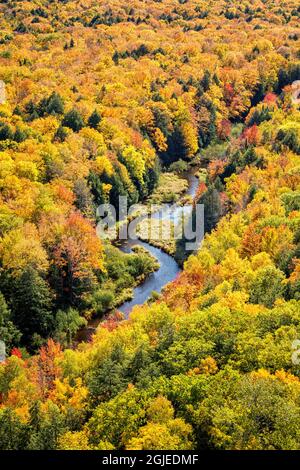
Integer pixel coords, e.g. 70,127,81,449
118,239,181,316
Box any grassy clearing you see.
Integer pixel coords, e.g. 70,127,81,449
147,172,188,205
137,218,176,255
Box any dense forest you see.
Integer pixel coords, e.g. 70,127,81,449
0,0,299,451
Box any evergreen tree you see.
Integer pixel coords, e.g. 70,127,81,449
197,97,217,148
88,109,101,129
46,92,64,115
13,127,27,143
87,345,129,404
106,172,129,218
166,126,187,163
0,292,21,351
0,408,28,450
0,123,14,140
199,184,222,233
11,268,54,347
201,70,211,92
88,171,106,206
13,106,23,117
25,100,39,120
62,108,84,132
54,308,87,347
54,125,68,142
144,158,160,194
27,403,66,450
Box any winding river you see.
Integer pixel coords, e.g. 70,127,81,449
77,169,199,341
118,170,199,316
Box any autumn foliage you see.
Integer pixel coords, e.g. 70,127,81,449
0,0,299,452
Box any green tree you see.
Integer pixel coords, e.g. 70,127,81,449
28,402,66,450
88,388,146,449
54,308,87,347
0,123,14,141
13,126,28,143
46,92,64,115
249,266,285,308
62,108,84,132
199,184,222,233
0,292,21,350
11,267,54,347
0,408,28,450
195,370,300,450
87,344,129,404
197,97,217,148
54,124,68,142
88,109,101,129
